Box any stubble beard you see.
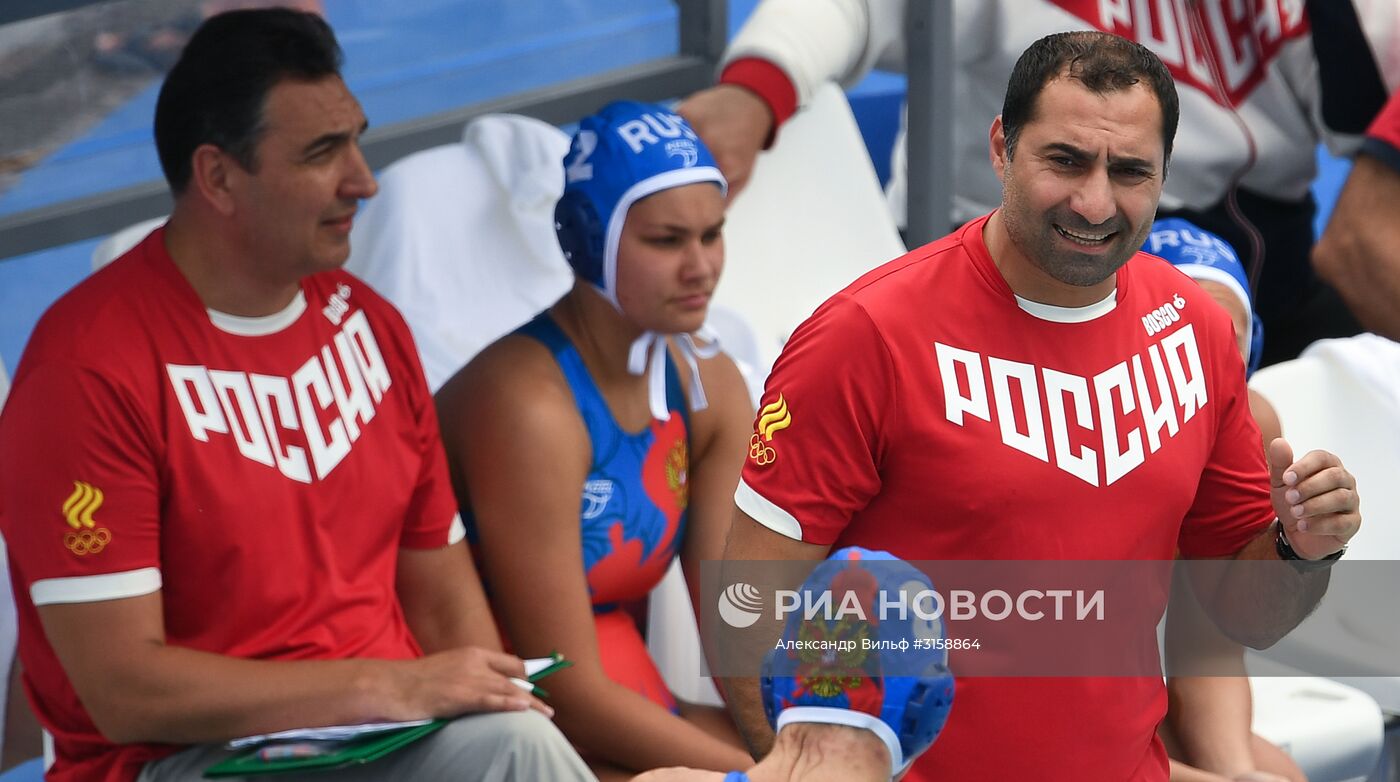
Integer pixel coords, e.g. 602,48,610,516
1001,171,1151,289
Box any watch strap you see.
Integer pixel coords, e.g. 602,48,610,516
1274,519,1345,570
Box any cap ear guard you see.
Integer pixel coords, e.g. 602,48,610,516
899,667,956,764
554,190,605,287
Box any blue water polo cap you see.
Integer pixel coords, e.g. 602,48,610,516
554,100,726,310
761,547,955,778
1144,218,1263,375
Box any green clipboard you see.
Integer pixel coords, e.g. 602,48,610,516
204,720,448,777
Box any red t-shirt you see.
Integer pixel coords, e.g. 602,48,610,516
1364,90,1400,172
737,214,1274,781
0,229,461,781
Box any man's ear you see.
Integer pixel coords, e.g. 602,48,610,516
189,144,240,216
989,115,1008,183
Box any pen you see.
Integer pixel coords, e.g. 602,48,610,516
510,677,547,698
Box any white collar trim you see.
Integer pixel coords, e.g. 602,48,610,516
207,291,307,336
1013,288,1117,323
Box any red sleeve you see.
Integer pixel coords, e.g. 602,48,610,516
719,57,799,146
736,294,892,545
396,388,461,549
1176,320,1274,558
1362,91,1400,174
0,360,163,603
380,306,462,550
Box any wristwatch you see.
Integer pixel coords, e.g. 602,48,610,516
1274,518,1345,571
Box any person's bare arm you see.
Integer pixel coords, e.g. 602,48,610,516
1163,567,1255,776
1246,390,1281,450
439,340,751,774
678,0,904,198
1164,390,1286,778
1312,153,1400,341
37,591,539,745
677,86,775,199
719,511,828,758
1165,761,1236,782
1191,439,1359,649
681,353,755,659
396,540,503,654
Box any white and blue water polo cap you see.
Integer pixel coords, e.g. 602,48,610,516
555,101,728,421
555,100,727,309
1144,217,1263,376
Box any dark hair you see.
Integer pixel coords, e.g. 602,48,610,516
1001,31,1179,169
154,9,343,194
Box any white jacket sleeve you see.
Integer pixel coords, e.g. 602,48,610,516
1352,0,1400,92
721,0,907,110
1303,0,1400,157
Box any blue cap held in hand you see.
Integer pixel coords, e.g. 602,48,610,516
760,547,955,778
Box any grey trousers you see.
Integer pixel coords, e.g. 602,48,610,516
136,711,597,781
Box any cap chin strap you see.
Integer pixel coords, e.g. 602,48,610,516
626,327,722,421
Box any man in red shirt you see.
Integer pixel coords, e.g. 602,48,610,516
0,10,591,782
682,0,1398,366
722,31,1361,782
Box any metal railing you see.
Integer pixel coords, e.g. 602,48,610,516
0,0,729,261
0,0,956,261
905,0,955,248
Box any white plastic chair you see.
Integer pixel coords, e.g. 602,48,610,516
711,81,907,381
1246,660,1385,782
1248,338,1400,714
1249,336,1400,561
1245,337,1400,780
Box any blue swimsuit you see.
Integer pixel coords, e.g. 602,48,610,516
467,312,691,708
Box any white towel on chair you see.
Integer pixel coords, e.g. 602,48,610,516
346,114,574,391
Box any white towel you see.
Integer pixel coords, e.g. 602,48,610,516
346,114,574,391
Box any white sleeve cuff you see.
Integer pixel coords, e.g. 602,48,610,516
446,513,466,546
30,567,162,606
734,478,805,541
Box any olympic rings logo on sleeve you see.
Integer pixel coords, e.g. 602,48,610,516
749,434,776,465
61,481,112,556
64,528,112,556
749,395,792,467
